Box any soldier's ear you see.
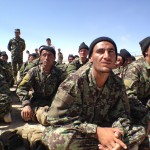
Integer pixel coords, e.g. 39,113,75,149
145,51,148,57
89,56,93,63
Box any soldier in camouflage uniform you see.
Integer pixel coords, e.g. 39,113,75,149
16,46,61,124
0,52,14,87
0,74,12,123
113,49,132,79
66,42,89,76
7,29,26,78
57,48,63,64
42,37,145,150
19,53,37,82
124,36,150,149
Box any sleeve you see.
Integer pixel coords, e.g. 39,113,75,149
22,39,26,51
7,39,12,51
47,75,98,135
124,65,150,124
16,68,34,106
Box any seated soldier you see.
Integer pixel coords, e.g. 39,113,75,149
19,53,37,82
0,74,12,123
16,46,61,124
66,42,89,75
0,51,14,87
41,37,145,150
113,49,132,79
124,36,150,149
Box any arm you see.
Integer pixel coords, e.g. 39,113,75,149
7,39,12,51
47,75,98,134
22,39,26,51
16,68,34,106
124,65,150,124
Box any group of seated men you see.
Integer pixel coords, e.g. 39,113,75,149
0,36,150,150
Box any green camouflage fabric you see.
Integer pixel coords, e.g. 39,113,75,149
18,61,30,83
0,59,14,87
23,58,41,77
124,57,150,124
0,74,11,119
20,59,66,82
113,66,129,79
66,57,89,75
16,65,61,108
42,65,145,149
8,37,26,76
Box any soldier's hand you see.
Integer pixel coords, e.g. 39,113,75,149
96,127,127,150
21,105,33,121
98,143,121,150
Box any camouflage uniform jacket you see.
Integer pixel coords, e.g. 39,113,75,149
17,65,61,107
113,66,129,79
46,66,130,134
23,58,41,77
0,59,14,87
7,37,25,56
66,57,89,75
0,74,11,118
124,57,150,124
19,61,30,81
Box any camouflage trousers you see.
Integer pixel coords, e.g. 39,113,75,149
41,118,146,150
11,57,23,77
42,124,99,150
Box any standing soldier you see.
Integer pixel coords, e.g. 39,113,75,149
8,29,26,80
57,48,63,64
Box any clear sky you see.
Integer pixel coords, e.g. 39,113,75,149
0,0,150,62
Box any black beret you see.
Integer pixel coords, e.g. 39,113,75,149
1,51,7,56
29,53,37,58
15,29,20,32
46,38,51,41
139,36,150,56
39,45,56,57
89,37,117,58
79,42,89,52
68,54,74,58
120,49,131,59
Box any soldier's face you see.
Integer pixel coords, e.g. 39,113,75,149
46,40,51,45
79,49,88,59
115,55,123,67
1,56,8,62
90,41,116,73
40,50,55,67
15,32,20,37
145,46,150,64
68,56,74,63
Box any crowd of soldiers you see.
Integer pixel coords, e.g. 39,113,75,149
0,29,150,150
